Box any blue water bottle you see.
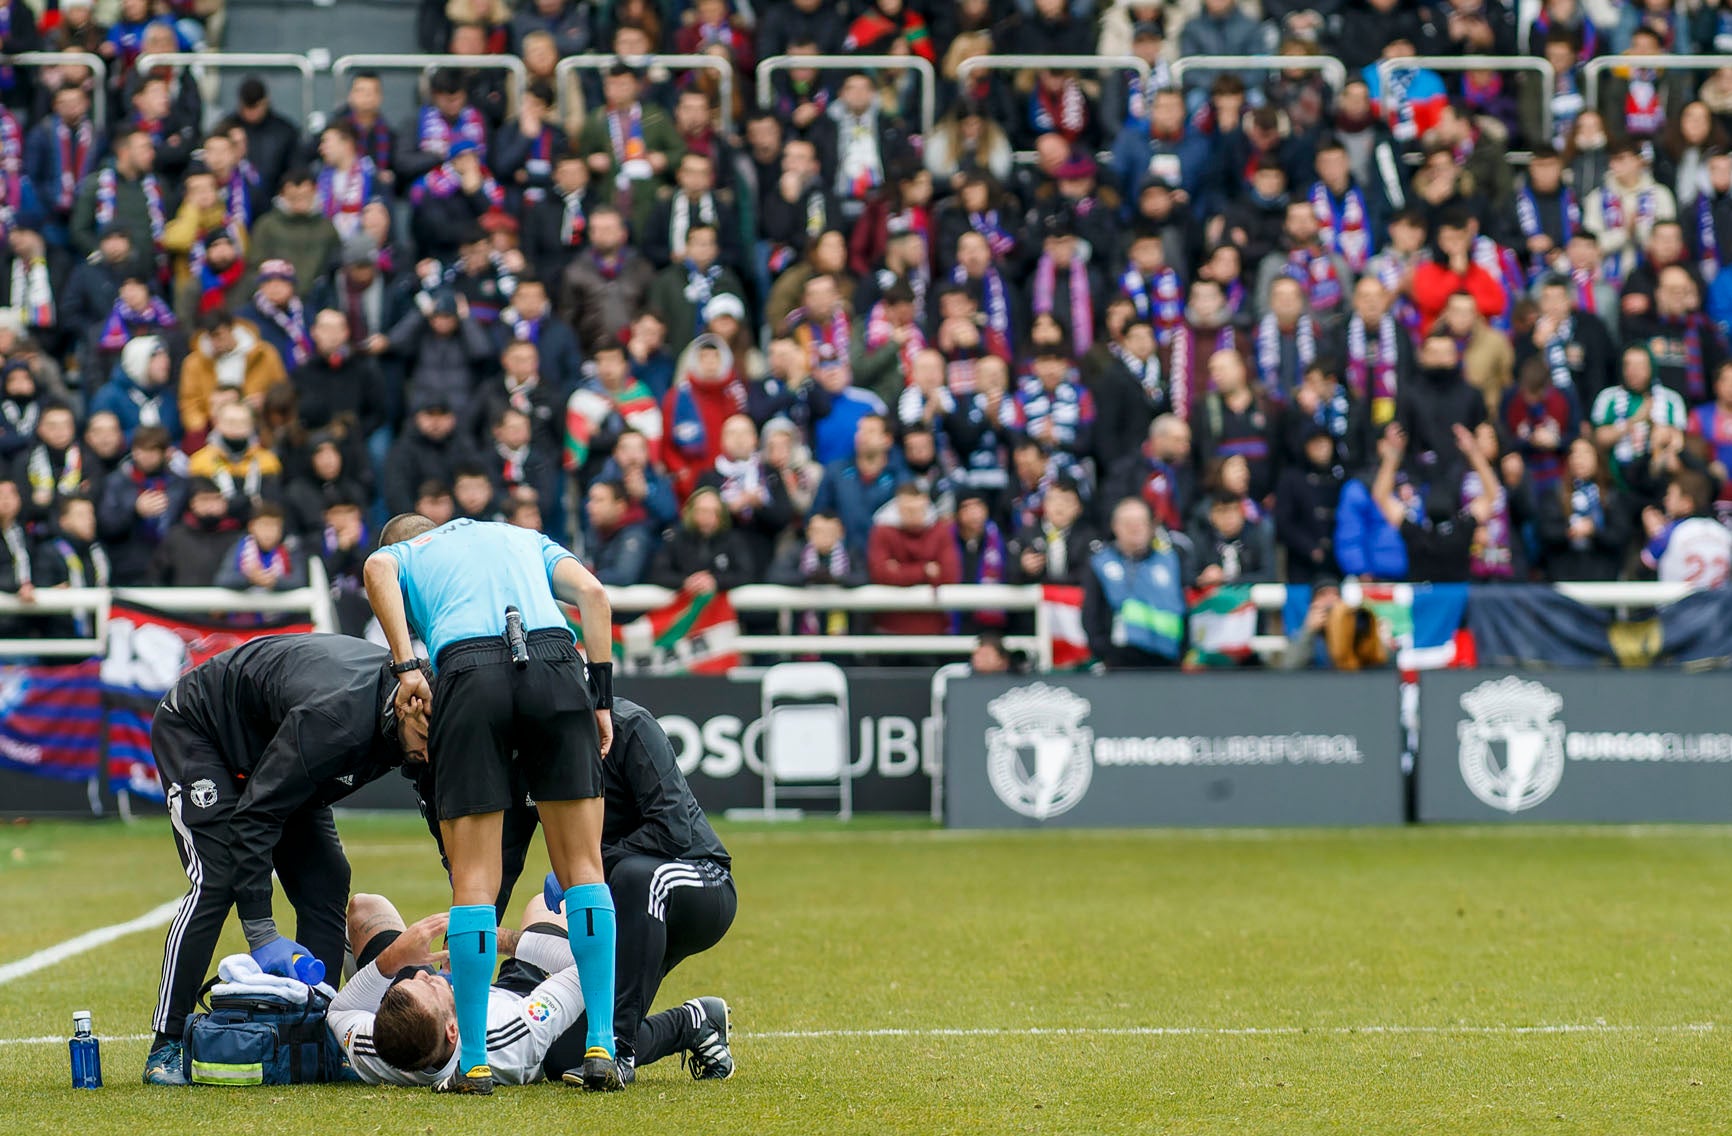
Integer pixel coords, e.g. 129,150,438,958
69,1010,102,1089
291,953,326,986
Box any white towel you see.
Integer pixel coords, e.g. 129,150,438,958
212,953,336,1001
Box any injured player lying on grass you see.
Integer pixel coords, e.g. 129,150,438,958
329,893,733,1088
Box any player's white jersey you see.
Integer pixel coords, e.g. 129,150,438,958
1655,517,1732,590
328,959,586,1086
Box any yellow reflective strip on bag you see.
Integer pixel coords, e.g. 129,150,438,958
191,1060,265,1085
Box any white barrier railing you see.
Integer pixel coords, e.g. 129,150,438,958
0,52,109,128
556,54,737,135
1173,54,1347,94
756,54,937,138
607,582,1049,668
331,53,528,118
1378,55,1554,144
0,578,1702,666
1584,54,1732,111
137,51,318,130
0,560,335,658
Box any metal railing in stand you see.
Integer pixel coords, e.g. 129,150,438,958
1377,55,1553,145
0,52,109,128
1174,53,1348,94
137,52,318,132
756,54,937,138
604,582,1050,669
332,53,528,119
1584,53,1732,109
556,53,736,135
0,562,336,659
958,53,1151,90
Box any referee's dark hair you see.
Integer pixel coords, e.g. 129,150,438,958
380,512,438,547
373,985,450,1072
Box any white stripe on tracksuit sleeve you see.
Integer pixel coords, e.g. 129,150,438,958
328,960,587,1085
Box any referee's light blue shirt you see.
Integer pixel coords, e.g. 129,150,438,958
377,518,578,668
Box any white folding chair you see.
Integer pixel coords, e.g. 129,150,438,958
758,662,852,821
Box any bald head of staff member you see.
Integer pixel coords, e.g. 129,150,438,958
363,513,625,1094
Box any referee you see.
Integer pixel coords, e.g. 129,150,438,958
364,514,620,1095
408,697,738,1083
143,634,421,1086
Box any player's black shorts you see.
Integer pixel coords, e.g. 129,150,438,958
429,630,600,820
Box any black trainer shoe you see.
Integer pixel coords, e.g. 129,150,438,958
559,1052,633,1091
681,997,734,1081
432,1064,495,1094
581,1046,625,1091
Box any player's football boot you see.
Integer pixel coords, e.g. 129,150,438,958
682,997,734,1081
432,1063,495,1094
559,1050,631,1090
575,1046,625,1092
142,1040,188,1086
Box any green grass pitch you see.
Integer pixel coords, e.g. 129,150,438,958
2,814,1730,1134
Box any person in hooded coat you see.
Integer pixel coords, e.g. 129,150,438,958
89,335,183,443
660,333,749,501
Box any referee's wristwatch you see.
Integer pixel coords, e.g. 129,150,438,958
390,658,428,676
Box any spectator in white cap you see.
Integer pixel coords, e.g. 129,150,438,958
690,292,764,382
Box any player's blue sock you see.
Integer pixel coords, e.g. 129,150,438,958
563,883,617,1055
447,904,497,1073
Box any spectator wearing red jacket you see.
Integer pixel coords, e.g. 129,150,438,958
661,334,749,500
868,481,961,635
1410,212,1508,334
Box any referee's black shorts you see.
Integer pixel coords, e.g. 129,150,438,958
429,629,601,820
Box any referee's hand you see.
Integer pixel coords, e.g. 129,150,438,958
395,668,432,722
597,709,613,759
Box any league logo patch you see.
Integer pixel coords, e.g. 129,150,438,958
525,1000,552,1023
189,778,219,809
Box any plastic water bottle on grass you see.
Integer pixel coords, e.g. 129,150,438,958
69,1010,102,1089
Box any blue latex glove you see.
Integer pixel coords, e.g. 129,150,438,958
543,871,564,914
252,936,324,984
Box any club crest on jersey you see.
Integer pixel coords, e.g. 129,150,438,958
189,778,219,808
985,684,1094,821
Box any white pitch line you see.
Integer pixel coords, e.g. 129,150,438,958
744,1023,1718,1039
1,1024,1712,1048
0,1033,154,1047
0,898,182,987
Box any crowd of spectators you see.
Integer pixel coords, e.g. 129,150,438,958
2,0,1732,661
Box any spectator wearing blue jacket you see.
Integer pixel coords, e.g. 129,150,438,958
811,413,904,551
1110,87,1210,209
88,335,182,444
809,368,889,468
1333,473,1409,580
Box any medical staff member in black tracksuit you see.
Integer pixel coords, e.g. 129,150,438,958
142,634,422,1086
410,697,737,1082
